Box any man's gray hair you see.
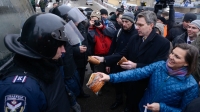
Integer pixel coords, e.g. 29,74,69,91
137,11,157,26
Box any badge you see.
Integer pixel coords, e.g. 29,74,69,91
12,75,27,83
4,94,26,112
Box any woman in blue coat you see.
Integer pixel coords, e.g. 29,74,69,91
98,43,199,112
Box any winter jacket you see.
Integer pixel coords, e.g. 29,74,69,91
104,30,170,99
88,24,116,55
166,24,187,42
0,55,71,112
39,0,46,9
73,22,89,68
172,32,187,46
30,0,35,5
109,14,121,30
62,42,77,79
108,25,137,73
109,61,199,112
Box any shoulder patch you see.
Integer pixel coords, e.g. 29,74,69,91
12,75,27,83
4,94,26,112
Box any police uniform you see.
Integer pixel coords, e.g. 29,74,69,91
1,13,82,112
0,74,47,112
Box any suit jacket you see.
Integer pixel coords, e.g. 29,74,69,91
105,30,170,68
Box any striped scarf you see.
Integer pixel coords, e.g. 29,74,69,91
166,60,188,76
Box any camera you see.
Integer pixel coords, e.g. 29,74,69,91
94,20,101,26
155,0,174,10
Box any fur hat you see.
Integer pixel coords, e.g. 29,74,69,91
90,10,101,20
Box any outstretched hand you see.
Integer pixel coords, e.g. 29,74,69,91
91,56,104,62
120,61,137,70
97,72,110,82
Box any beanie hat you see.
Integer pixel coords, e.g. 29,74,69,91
183,13,197,22
191,20,200,29
157,17,166,24
116,8,124,13
121,12,134,23
155,23,164,36
109,12,115,16
90,10,101,20
100,9,108,15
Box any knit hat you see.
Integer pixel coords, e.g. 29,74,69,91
155,23,164,36
109,12,115,16
90,10,101,20
191,20,200,29
116,8,124,13
183,13,197,22
121,12,134,23
157,17,166,24
100,9,108,15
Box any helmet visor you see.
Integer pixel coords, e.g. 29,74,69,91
64,20,84,45
67,7,87,24
52,20,84,45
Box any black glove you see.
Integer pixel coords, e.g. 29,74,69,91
168,0,174,7
154,5,159,14
169,3,174,9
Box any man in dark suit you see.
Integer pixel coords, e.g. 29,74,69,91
94,11,170,112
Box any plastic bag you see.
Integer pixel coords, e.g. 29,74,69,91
86,73,105,95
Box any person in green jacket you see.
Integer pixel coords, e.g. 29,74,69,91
30,0,36,12
39,0,46,12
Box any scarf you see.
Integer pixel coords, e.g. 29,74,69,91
166,60,188,76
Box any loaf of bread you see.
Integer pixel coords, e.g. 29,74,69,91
86,73,105,94
117,56,128,65
88,56,100,65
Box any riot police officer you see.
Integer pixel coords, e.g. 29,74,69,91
52,5,90,98
0,13,81,112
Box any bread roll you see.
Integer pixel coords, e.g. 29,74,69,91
88,56,100,65
86,73,105,94
117,56,128,65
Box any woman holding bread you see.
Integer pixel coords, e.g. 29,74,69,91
97,43,199,112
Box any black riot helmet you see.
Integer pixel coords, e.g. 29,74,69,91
51,4,71,22
51,5,86,25
4,13,81,59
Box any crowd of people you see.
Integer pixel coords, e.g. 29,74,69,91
0,1,200,112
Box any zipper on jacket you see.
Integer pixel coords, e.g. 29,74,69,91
151,76,170,102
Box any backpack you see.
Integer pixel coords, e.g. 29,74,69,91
94,29,112,55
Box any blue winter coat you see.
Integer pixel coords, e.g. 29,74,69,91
109,61,199,112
